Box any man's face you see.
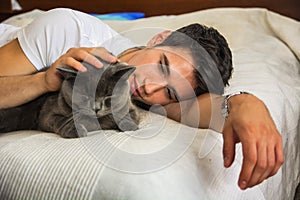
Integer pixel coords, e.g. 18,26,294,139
127,46,197,106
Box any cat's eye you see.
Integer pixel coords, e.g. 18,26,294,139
103,97,111,108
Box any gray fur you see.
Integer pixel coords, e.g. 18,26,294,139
0,60,140,138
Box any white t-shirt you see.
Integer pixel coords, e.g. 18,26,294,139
0,8,136,70
0,24,20,46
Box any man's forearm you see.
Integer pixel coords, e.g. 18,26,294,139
161,93,225,132
182,94,225,132
0,72,48,109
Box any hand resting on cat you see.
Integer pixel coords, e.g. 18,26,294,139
0,60,140,138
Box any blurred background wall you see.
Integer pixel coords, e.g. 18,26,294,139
1,0,300,22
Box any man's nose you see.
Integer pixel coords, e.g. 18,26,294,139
144,79,167,95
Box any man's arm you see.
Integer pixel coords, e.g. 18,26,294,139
163,93,284,190
0,39,118,109
161,93,224,131
0,39,47,108
0,72,49,109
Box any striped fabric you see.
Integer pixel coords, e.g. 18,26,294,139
0,109,205,200
0,114,299,199
0,131,109,200
0,112,204,200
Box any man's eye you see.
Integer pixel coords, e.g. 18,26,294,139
159,60,165,78
166,87,172,100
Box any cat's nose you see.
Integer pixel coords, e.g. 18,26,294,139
93,102,100,111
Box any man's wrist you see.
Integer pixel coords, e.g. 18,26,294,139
221,91,250,118
34,71,52,93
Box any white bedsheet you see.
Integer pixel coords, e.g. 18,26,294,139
0,7,299,200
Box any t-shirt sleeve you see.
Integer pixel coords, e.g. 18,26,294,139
17,8,135,70
0,24,20,47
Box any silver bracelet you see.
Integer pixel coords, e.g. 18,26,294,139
221,91,250,119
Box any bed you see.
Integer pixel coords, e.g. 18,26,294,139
0,1,300,200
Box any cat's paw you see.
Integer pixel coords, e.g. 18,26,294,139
76,124,88,137
118,118,139,131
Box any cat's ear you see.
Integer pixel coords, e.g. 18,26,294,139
56,66,78,79
113,64,136,80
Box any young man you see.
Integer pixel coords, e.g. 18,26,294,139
0,8,283,190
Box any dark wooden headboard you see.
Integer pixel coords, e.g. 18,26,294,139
1,0,299,22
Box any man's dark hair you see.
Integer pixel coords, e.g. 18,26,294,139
155,23,233,96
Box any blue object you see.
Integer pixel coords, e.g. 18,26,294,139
90,12,145,20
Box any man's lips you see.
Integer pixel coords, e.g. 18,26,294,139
131,75,141,97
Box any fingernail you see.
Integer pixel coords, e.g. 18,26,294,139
239,180,247,190
80,66,87,72
95,61,103,68
224,156,229,167
107,54,117,62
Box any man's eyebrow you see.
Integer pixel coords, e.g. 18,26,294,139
162,54,170,75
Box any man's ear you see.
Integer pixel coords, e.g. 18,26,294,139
147,30,172,47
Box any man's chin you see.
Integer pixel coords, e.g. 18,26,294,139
131,99,151,110
131,96,146,104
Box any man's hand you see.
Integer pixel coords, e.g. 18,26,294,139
0,40,117,108
222,94,284,190
43,47,118,92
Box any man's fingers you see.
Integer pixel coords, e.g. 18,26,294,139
61,48,100,70
270,141,284,177
222,124,236,168
83,52,104,68
247,143,268,188
64,47,118,70
238,141,257,190
71,48,104,68
244,131,283,188
256,144,276,184
92,47,118,63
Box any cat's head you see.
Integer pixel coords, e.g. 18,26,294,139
56,60,140,132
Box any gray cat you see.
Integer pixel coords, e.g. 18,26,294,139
0,60,140,138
